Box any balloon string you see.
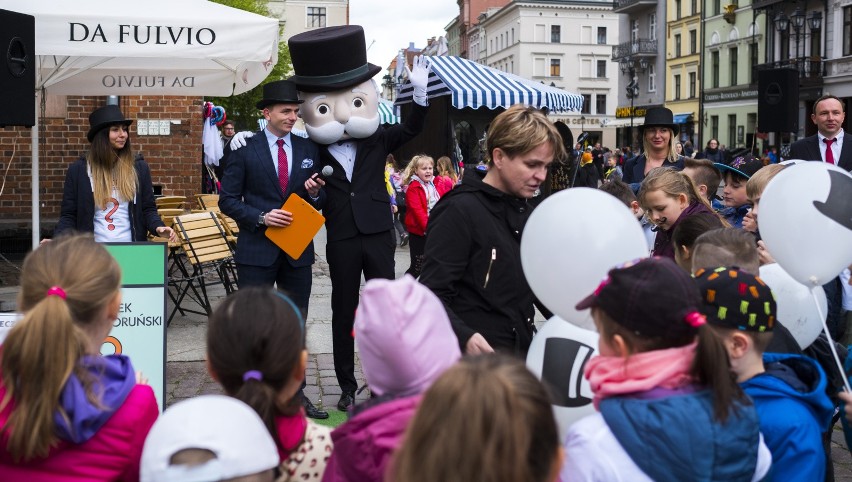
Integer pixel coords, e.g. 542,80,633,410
812,287,851,393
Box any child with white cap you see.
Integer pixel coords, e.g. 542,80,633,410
140,395,279,482
322,275,461,481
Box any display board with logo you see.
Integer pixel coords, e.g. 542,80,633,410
0,242,167,410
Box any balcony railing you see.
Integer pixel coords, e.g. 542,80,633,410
613,0,658,13
752,58,825,84
612,39,658,61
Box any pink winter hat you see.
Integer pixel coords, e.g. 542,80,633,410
355,275,461,397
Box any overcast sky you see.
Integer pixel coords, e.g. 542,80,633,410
349,0,458,78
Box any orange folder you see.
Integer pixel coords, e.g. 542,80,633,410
265,193,325,259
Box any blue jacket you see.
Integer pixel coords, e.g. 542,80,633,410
719,204,750,229
741,353,833,482
600,388,761,482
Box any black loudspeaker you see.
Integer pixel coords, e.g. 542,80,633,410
0,9,35,127
757,68,798,133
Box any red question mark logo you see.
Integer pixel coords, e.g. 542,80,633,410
105,198,119,231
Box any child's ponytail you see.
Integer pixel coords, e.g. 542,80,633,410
691,323,749,423
1,235,121,461
207,288,306,455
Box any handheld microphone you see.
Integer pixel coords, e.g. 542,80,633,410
312,165,334,183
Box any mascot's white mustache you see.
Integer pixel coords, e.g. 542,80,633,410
305,115,380,145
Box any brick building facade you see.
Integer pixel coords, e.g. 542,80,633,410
0,95,203,240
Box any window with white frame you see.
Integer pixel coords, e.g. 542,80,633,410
649,13,656,40
597,27,607,44
596,94,607,115
551,25,561,43
632,20,639,42
689,72,696,98
534,57,545,76
307,7,326,28
597,60,607,78
581,94,592,114
844,7,852,56
550,59,561,76
673,74,681,100
648,64,656,92
581,59,592,77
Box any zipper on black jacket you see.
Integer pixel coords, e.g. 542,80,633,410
483,247,496,288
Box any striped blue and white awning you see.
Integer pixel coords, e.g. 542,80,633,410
379,99,400,125
395,56,584,113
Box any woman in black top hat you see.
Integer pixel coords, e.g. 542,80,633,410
622,107,686,189
55,105,175,243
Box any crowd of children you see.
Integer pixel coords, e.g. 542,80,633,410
4,113,852,481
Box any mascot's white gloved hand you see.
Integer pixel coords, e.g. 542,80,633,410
406,55,431,107
229,131,254,150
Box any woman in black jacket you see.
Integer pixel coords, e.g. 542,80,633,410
56,105,174,243
418,105,562,357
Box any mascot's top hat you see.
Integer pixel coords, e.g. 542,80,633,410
288,25,382,93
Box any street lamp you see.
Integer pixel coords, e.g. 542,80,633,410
808,11,822,31
776,7,819,69
620,57,647,149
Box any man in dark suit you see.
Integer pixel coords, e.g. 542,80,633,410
290,25,430,411
219,80,328,419
789,94,852,171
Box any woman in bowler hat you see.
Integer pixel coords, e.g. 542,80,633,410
55,105,175,243
622,107,686,188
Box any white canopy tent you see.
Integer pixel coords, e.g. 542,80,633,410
2,0,280,247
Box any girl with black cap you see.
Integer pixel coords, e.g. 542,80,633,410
55,105,175,243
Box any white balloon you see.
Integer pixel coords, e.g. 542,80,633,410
526,316,599,438
758,263,828,350
521,188,649,325
760,162,852,286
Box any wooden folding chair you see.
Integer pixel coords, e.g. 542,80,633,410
195,194,220,211
155,196,187,210
216,211,240,248
168,211,237,324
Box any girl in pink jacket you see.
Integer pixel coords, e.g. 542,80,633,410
0,235,158,481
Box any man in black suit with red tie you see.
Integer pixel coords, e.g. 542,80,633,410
219,79,329,419
789,95,852,171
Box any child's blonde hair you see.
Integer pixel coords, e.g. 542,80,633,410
390,355,560,482
435,156,458,184
746,164,785,202
402,154,434,186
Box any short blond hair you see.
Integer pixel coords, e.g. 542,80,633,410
746,164,785,201
486,105,566,164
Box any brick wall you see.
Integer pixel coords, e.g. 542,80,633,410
0,95,203,238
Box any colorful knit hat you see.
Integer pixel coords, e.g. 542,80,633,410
693,267,777,332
